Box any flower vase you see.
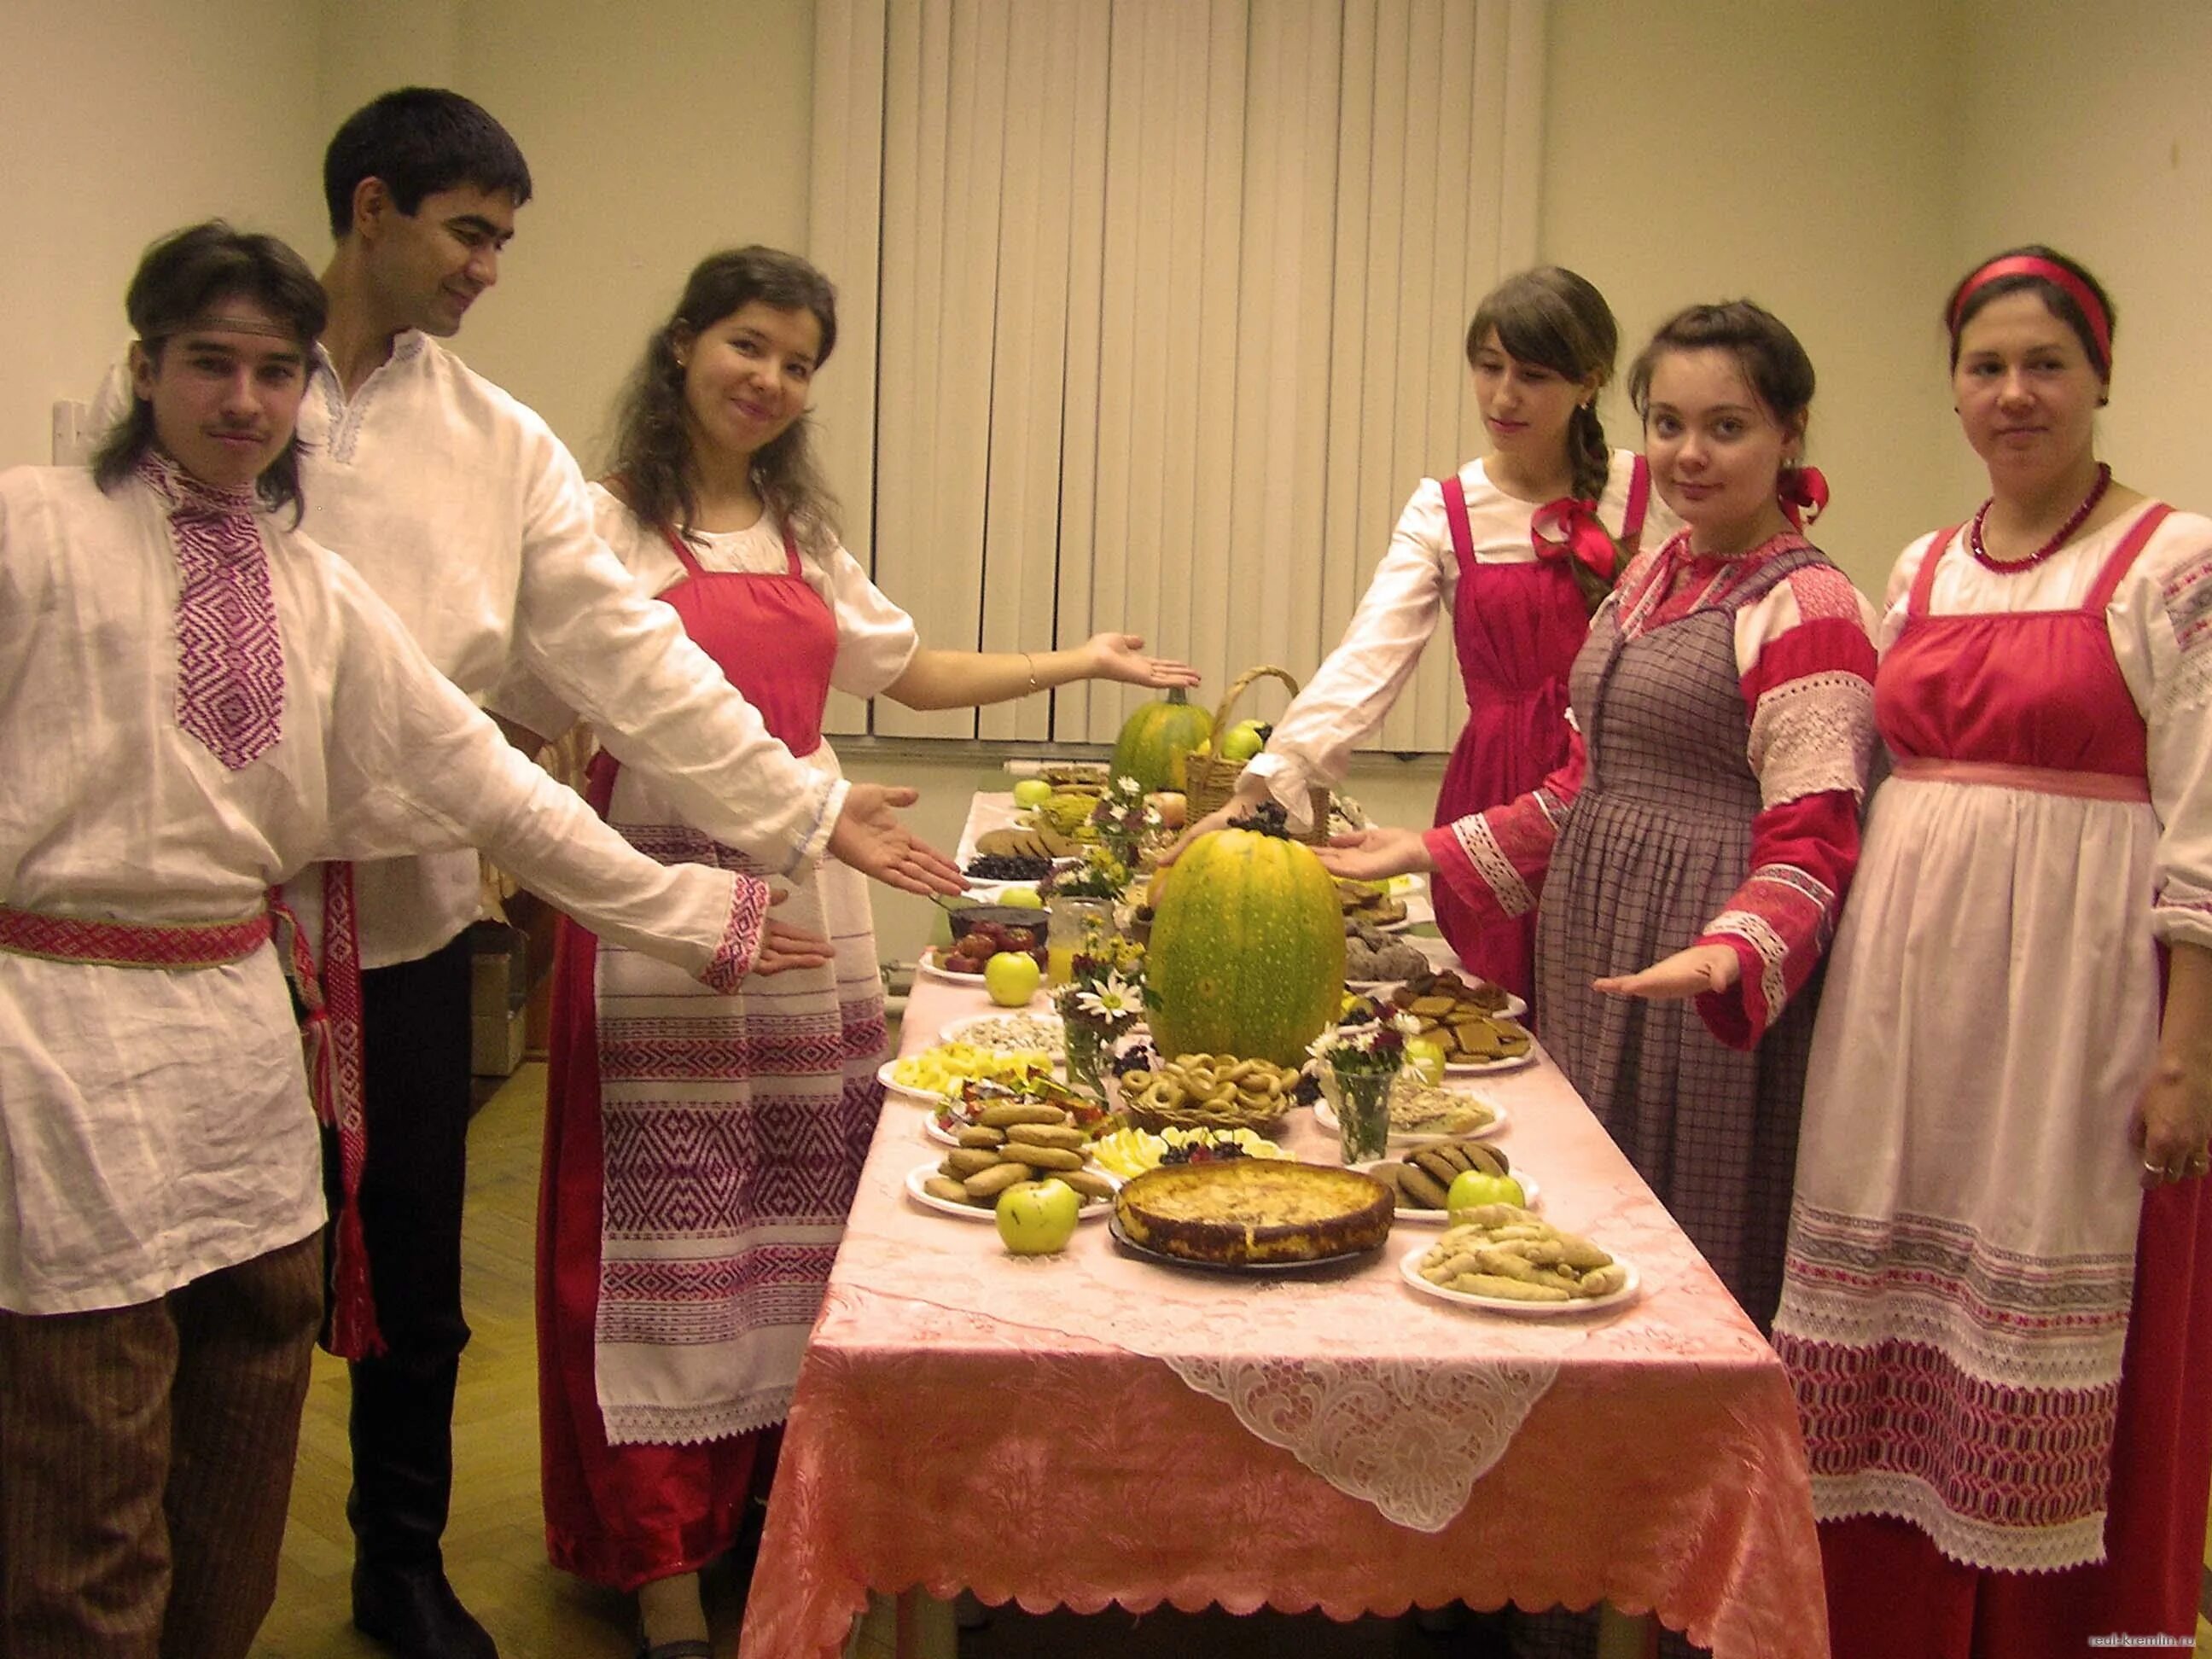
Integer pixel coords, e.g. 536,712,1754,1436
1326,1061,1397,1164
1063,1015,1111,1097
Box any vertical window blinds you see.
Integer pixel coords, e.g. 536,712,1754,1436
810,0,1544,752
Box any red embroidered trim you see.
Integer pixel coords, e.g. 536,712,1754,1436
1778,1330,2119,1533
0,905,269,967
701,876,773,992
269,866,382,1359
141,456,286,771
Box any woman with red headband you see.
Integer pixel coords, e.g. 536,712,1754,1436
1772,246,2212,1656
1177,268,1679,1003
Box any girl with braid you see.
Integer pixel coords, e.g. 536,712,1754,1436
1178,268,1678,1004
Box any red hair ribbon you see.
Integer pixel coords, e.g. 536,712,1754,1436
1529,497,1621,584
1949,255,2111,372
1779,466,1829,531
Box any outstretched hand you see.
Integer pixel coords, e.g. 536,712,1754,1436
1080,632,1202,690
828,783,965,897
1312,827,1432,882
1160,795,1262,866
1592,943,1740,1001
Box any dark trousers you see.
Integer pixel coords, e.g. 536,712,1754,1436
341,930,476,1569
0,1236,324,1659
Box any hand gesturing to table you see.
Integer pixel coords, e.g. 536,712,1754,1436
827,783,965,896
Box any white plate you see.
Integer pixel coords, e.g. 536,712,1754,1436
1398,1241,1639,1314
1352,1163,1540,1222
1315,1097,1507,1145
1445,1050,1536,1076
903,1161,1112,1222
1348,982,1529,1021
937,1010,1066,1057
876,1060,952,1105
915,952,991,985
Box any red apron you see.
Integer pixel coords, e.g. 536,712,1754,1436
538,518,843,1592
1821,503,2212,1656
1429,463,1649,1002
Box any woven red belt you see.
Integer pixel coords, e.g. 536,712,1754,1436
0,886,383,1359
0,904,271,966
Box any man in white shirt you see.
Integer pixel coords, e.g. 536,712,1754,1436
0,220,833,1659
293,90,960,1659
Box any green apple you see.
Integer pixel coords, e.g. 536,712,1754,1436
996,1179,1081,1254
997,886,1045,910
1219,719,1267,763
983,950,1043,1007
1403,1037,1447,1086
1011,777,1054,807
1445,1169,1526,1213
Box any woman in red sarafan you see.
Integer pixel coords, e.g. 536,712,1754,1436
1180,267,1679,1005
498,247,1193,1659
1772,247,2212,1659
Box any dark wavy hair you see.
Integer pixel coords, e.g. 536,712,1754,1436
1628,300,1817,497
91,221,327,523
1944,243,2116,378
1467,266,1621,505
606,246,842,556
323,87,533,239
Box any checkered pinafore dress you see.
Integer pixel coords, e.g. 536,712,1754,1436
1534,544,1830,1330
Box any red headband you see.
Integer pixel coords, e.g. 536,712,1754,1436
1949,255,2111,371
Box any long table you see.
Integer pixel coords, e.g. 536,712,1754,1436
738,797,1828,1658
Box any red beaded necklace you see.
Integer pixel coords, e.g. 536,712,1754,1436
1967,463,2111,572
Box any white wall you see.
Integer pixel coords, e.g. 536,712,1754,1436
1953,0,2212,515
0,0,329,469
438,0,815,461
1539,0,1968,599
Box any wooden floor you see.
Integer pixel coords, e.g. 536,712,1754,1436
247,1061,2212,1658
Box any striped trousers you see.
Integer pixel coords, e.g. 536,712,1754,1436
0,1233,323,1658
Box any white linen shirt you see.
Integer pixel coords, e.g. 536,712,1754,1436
98,336,846,966
1246,451,1680,817
1883,507,2212,952
0,466,752,1313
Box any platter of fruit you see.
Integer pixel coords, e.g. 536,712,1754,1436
880,1042,1053,1104
1353,1139,1538,1224
1089,1125,1289,1179
1400,1204,1638,1313
923,905,1050,989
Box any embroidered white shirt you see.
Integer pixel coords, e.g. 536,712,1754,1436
1246,451,1680,816
0,467,751,1313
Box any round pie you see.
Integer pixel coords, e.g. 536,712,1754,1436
1112,1160,1393,1266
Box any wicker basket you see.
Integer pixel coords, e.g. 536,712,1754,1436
1108,1065,1290,1136
1184,666,1330,843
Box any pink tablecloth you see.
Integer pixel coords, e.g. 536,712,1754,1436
739,800,1827,1659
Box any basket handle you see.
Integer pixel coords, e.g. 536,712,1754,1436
1208,665,1304,734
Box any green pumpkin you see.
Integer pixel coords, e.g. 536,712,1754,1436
1109,687,1213,795
1147,828,1345,1068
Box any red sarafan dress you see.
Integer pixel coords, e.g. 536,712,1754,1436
533,497,915,1592
1773,501,2212,1657
1244,453,1663,1004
